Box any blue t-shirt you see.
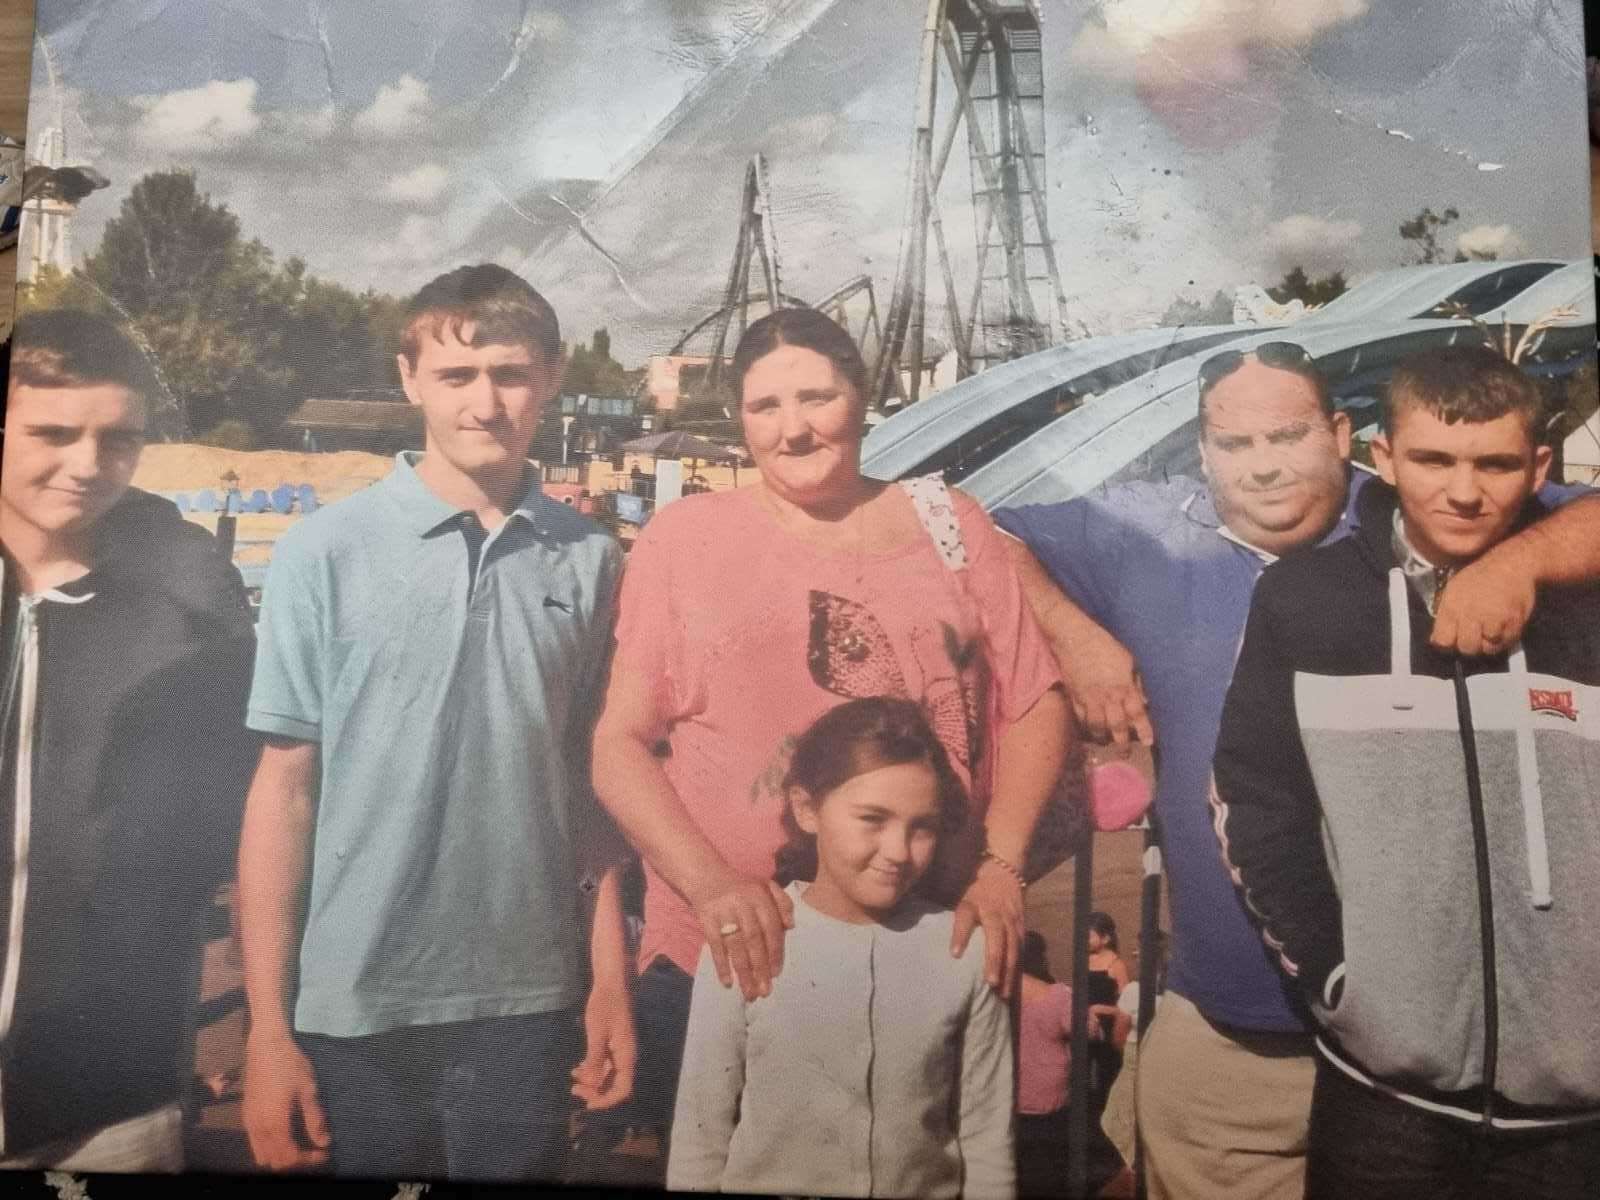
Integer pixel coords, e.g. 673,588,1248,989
248,453,623,1037
998,472,1368,1032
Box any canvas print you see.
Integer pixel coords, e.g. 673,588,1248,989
0,1,1596,1197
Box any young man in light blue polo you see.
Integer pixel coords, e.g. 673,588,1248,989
237,264,634,1183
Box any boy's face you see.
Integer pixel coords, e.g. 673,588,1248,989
397,322,558,479
0,380,146,541
1373,403,1551,568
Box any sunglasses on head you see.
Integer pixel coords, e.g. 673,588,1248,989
1197,341,1318,395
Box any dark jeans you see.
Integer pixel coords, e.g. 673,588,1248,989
1307,1056,1600,1200
299,1009,580,1184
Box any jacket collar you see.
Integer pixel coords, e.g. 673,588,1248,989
385,451,544,538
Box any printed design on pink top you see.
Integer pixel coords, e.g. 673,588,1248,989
805,589,987,770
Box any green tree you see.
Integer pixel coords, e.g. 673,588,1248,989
1267,266,1348,307
1159,289,1233,326
562,327,632,396
27,169,411,442
1399,205,1461,265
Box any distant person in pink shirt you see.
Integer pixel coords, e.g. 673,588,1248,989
592,308,1069,1173
1016,931,1128,1196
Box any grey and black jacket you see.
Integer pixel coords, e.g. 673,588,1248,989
0,489,257,1155
1212,479,1600,1129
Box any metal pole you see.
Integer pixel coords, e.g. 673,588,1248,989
1134,812,1164,1200
1067,831,1095,1200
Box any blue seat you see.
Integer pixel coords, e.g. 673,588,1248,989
269,484,295,514
192,489,218,513
295,484,318,514
245,489,269,513
172,493,191,513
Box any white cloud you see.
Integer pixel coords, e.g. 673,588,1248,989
353,75,431,138
1069,0,1370,146
1073,0,1371,77
1454,224,1525,260
134,79,261,152
364,214,439,266
1265,213,1363,272
384,162,450,204
285,105,337,140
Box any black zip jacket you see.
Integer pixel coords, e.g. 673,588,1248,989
0,488,257,1154
1212,479,1600,1126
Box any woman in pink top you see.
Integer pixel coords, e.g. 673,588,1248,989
592,308,1069,1162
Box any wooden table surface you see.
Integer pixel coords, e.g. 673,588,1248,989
0,0,33,335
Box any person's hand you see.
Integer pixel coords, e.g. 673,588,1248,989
571,978,637,1111
242,1027,332,1171
695,874,795,1000
1062,625,1154,748
1432,545,1536,658
951,858,1025,998
1089,1003,1133,1050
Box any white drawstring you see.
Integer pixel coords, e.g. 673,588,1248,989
1508,646,1553,910
1388,570,1414,711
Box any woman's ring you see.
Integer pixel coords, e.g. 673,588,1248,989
719,921,741,937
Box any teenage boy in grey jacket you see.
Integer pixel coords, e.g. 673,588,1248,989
1213,345,1600,1200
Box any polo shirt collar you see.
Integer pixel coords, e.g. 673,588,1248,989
385,451,544,537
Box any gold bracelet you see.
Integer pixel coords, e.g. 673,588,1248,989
980,847,1027,890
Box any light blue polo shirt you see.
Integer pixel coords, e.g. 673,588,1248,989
248,452,623,1038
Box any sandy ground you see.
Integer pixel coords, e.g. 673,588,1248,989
133,443,394,503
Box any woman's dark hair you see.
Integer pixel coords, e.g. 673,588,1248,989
729,307,870,407
773,697,967,887
1087,910,1119,954
1021,931,1054,984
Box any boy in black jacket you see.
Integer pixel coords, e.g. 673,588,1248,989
1213,345,1600,1200
0,310,256,1171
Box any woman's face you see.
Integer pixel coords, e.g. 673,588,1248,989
739,343,865,506
1088,928,1107,954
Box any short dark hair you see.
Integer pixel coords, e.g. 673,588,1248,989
10,309,161,408
400,264,561,368
1021,931,1055,983
1196,341,1333,428
773,697,967,887
730,307,869,405
1382,345,1543,438
1087,910,1120,953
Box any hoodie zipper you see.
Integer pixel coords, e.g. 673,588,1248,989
0,597,41,1155
1450,659,1499,1131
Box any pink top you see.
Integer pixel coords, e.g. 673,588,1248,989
613,484,1061,976
1017,982,1073,1115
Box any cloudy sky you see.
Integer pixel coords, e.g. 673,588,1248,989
27,0,1592,363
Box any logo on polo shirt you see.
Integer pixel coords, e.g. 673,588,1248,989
1528,688,1578,721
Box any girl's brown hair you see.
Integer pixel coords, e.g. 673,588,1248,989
774,697,967,887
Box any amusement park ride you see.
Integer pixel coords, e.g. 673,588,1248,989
668,0,1061,410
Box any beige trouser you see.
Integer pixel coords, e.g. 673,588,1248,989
0,1104,184,1173
1136,991,1315,1200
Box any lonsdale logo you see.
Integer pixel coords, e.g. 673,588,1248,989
1528,688,1579,721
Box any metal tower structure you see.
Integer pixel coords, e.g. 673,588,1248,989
699,153,792,394
872,0,1067,407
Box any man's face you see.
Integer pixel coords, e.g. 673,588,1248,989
1373,404,1550,567
1199,360,1352,556
0,380,146,541
397,322,558,478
